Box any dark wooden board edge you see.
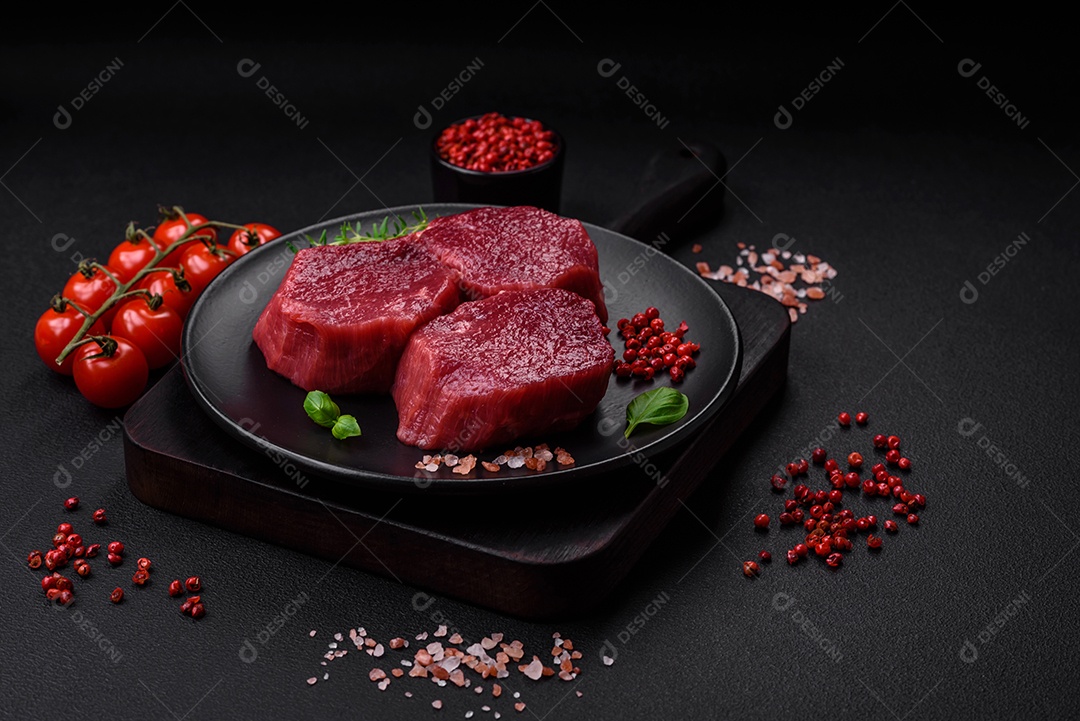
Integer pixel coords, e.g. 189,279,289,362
125,283,789,619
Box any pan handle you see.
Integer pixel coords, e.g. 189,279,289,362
607,140,727,246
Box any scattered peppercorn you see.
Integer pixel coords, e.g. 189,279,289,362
613,312,698,382
742,561,760,577
132,570,150,586
185,576,202,592
747,414,926,576
64,497,79,511
137,557,152,571
168,580,184,597
92,508,107,524
27,550,42,569
110,587,124,603
107,541,124,555
85,543,100,558
759,550,772,563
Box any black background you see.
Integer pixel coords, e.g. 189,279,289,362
3,5,1078,719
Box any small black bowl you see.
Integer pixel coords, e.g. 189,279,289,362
430,116,564,213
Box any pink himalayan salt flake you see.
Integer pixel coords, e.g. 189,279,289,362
369,668,386,682
521,657,544,680
432,700,443,710
449,633,464,644
306,677,317,685
453,455,477,475
515,702,526,712
378,678,390,691
309,630,316,637
434,625,448,637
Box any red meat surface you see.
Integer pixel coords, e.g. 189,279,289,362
392,288,614,451
252,238,462,394
417,205,608,322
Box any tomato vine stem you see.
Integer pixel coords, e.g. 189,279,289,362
54,207,250,366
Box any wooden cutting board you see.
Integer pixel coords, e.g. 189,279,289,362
123,280,788,620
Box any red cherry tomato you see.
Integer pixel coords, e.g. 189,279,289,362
34,302,107,375
107,237,160,284
110,299,184,369
72,336,149,408
180,243,235,295
138,271,198,318
226,223,282,257
153,211,217,268
62,265,120,327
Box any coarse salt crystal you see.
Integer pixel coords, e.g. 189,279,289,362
522,658,544,680
603,655,614,666
306,677,317,685
309,630,316,637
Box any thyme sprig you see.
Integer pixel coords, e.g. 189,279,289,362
292,208,429,253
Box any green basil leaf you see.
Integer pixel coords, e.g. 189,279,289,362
624,387,689,438
331,414,362,440
304,390,341,428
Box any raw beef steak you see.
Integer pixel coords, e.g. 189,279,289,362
417,205,608,322
392,288,614,450
252,238,462,393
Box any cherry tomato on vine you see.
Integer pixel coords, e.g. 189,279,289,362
226,223,282,257
108,237,160,284
153,210,217,268
34,302,106,375
62,265,120,327
110,299,184,369
138,271,198,318
180,243,235,295
72,336,149,408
